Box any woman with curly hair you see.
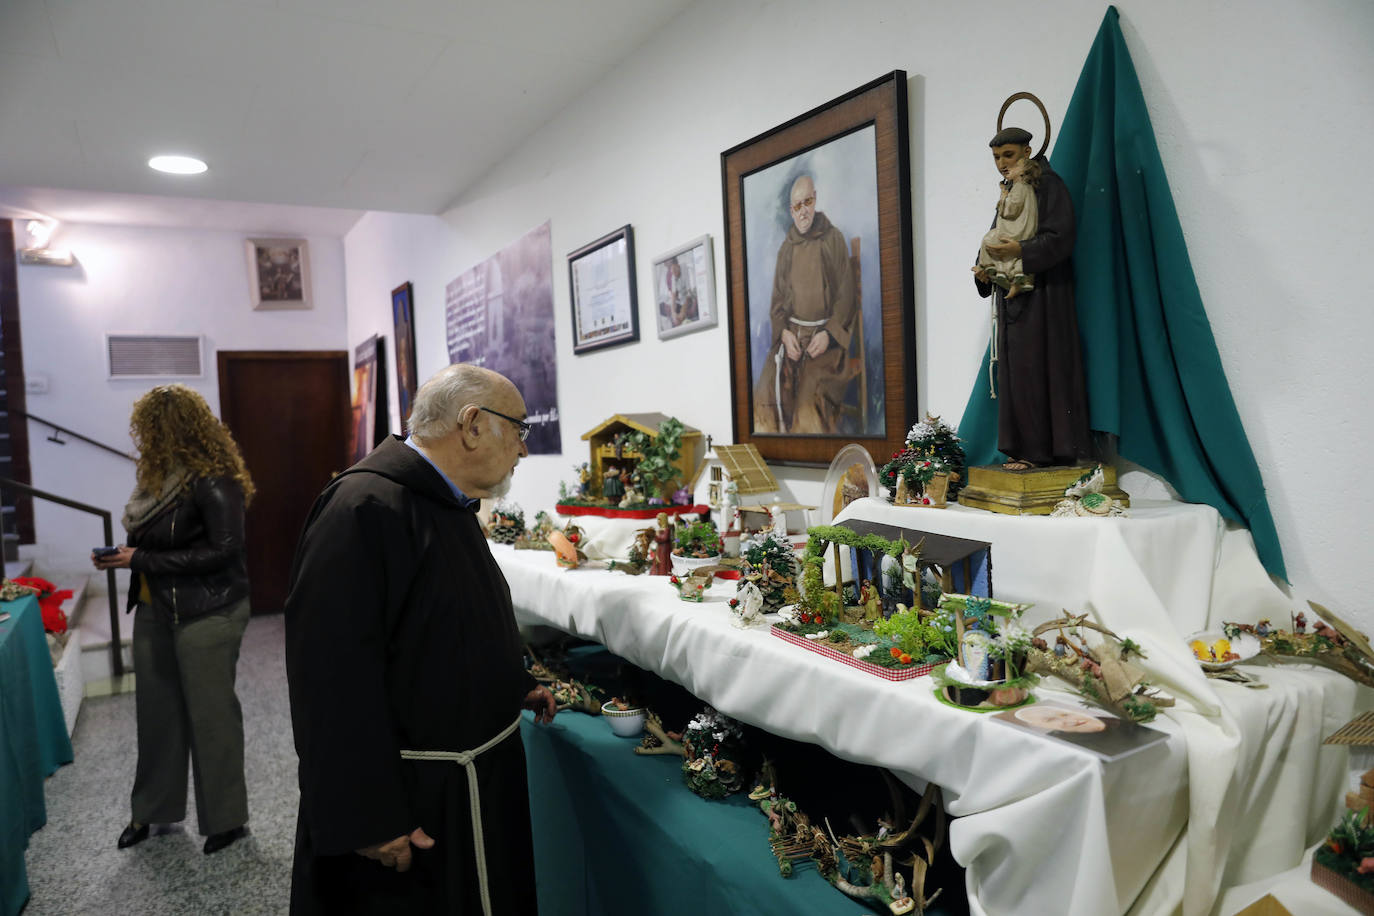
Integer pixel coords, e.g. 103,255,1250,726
92,384,256,855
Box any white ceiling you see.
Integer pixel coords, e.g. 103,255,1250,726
0,0,697,233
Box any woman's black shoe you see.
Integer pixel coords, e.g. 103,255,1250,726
203,826,248,854
117,822,149,849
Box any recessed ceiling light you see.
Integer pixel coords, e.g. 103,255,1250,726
148,155,208,175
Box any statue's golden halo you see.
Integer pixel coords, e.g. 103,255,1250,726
997,92,1051,160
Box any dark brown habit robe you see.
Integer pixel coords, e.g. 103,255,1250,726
753,211,858,434
975,157,1093,466
285,436,539,915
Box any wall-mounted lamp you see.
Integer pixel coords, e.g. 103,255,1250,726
17,217,74,267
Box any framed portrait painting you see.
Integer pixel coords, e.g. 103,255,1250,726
652,234,717,340
246,238,311,309
721,71,915,466
569,224,639,354
391,281,418,430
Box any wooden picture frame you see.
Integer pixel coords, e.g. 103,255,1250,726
569,224,639,354
391,281,418,430
722,71,915,466
652,234,717,341
246,238,311,310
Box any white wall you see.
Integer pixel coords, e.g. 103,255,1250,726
13,221,347,573
341,0,1373,629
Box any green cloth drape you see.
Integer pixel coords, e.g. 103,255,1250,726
958,6,1286,580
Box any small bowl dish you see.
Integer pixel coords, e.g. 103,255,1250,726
1186,629,1261,671
602,705,646,738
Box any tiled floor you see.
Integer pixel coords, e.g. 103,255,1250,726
24,613,298,915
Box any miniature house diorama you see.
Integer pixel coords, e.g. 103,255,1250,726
689,442,778,510
581,413,705,501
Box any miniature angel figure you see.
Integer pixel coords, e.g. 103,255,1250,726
733,580,765,629
974,155,1040,298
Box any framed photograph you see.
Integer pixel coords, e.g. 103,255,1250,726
568,224,639,354
391,281,418,430
246,238,312,310
722,71,915,466
652,234,717,341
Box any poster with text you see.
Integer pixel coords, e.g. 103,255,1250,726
444,221,561,454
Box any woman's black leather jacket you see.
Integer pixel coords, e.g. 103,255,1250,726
126,476,250,621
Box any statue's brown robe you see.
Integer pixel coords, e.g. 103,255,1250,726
975,157,1092,466
285,436,539,914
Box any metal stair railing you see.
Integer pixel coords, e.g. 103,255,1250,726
0,477,124,676
8,409,136,462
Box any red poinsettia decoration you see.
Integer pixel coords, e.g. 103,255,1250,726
12,576,73,635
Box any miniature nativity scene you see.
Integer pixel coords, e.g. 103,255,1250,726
480,59,1357,915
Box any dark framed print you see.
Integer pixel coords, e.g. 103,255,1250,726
653,234,717,340
722,70,915,466
568,224,639,354
246,237,311,309
391,281,418,430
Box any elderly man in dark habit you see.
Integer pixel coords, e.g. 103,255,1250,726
973,126,1092,469
285,363,556,915
753,173,859,434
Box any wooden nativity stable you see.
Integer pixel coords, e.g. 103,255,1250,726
581,413,705,500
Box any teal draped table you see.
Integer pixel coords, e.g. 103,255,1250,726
522,706,954,916
0,595,74,916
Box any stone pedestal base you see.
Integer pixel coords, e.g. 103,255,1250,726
957,464,1130,516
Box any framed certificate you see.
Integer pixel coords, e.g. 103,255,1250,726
569,224,639,354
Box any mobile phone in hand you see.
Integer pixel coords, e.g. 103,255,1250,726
93,546,120,558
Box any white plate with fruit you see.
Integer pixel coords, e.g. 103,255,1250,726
1186,630,1261,671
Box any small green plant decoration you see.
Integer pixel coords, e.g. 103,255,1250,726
625,417,684,502
673,519,720,558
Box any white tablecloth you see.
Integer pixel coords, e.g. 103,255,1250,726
496,495,1354,916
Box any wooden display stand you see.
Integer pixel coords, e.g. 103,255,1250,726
957,463,1130,516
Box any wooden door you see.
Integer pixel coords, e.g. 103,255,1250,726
218,351,350,615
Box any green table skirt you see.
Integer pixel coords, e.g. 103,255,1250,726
0,595,75,916
523,708,886,915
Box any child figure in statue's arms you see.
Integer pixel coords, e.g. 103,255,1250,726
974,156,1041,297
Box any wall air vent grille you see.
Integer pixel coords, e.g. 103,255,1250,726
106,334,204,379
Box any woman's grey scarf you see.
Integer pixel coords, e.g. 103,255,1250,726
122,466,192,535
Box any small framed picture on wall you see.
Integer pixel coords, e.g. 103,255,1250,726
246,238,312,310
652,234,717,341
568,224,639,354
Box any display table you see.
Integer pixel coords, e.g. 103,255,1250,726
0,595,74,916
498,496,1355,916
522,707,960,915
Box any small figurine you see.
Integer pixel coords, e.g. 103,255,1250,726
1255,618,1272,637
721,479,740,533
860,579,883,623
602,465,625,505
1294,611,1308,633
619,481,641,508
651,512,674,576
731,580,765,629
768,501,788,540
